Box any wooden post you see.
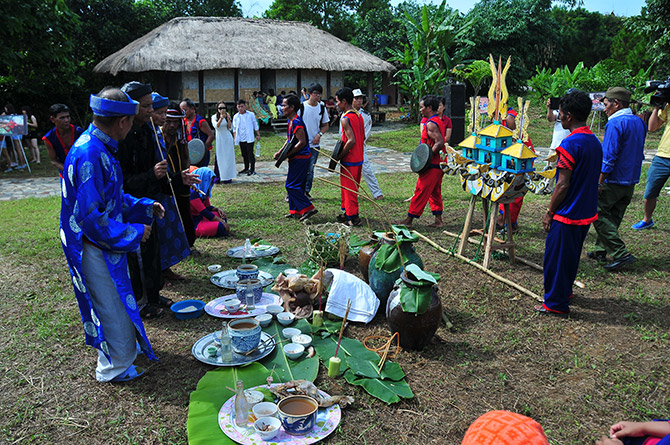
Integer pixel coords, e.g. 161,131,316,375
503,202,516,264
198,70,205,116
482,199,497,269
234,69,239,102
367,72,373,111
458,195,477,255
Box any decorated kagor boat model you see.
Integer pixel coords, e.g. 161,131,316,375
441,55,557,201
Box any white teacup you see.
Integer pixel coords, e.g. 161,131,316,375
223,297,241,312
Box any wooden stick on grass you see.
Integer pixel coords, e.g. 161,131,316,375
334,299,351,359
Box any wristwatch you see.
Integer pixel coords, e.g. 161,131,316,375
318,131,323,136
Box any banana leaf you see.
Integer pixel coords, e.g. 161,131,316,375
344,370,415,405
345,356,406,381
187,363,270,445
259,318,319,382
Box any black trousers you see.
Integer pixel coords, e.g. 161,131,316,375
240,141,255,172
128,221,164,305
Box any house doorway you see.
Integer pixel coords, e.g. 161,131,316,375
260,70,276,94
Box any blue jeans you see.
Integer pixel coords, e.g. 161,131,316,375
643,155,670,199
305,146,320,193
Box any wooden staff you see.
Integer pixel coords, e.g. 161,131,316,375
334,299,351,359
149,117,187,235
412,230,543,302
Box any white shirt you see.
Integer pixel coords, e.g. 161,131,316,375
549,110,571,150
299,101,329,147
232,111,259,144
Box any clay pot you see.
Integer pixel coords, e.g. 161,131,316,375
386,270,442,351
358,236,379,283
368,233,423,306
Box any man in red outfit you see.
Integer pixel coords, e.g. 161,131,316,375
398,95,446,228
335,87,365,227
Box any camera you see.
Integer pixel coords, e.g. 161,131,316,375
644,78,670,108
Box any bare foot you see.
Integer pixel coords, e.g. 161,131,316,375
427,217,444,228
396,217,413,227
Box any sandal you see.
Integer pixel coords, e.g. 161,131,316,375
111,365,145,382
156,295,174,308
140,304,164,319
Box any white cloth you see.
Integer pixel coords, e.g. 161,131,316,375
549,110,571,151
232,111,258,144
299,101,329,147
81,243,139,382
323,269,379,323
211,115,236,181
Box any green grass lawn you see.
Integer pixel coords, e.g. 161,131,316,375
1,99,669,444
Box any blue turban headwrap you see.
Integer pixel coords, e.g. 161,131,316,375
152,92,169,109
89,92,139,117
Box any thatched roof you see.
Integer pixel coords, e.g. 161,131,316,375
94,17,395,75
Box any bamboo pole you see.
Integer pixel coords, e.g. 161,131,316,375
412,230,543,302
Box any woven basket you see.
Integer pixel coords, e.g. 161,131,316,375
304,222,351,268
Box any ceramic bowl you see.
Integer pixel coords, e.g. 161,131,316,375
283,343,305,360
283,268,299,276
277,311,295,326
228,318,262,354
255,313,273,327
266,305,284,317
277,395,318,436
244,390,264,410
208,264,222,273
282,327,301,340
252,402,278,419
291,334,312,349
170,300,205,320
236,264,259,281
222,298,241,312
253,416,281,441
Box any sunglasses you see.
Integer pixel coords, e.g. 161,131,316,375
218,107,226,110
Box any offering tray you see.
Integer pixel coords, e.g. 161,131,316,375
205,293,283,319
218,383,341,444
192,331,275,367
210,269,275,289
227,245,280,259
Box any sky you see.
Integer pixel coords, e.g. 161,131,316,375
242,0,647,18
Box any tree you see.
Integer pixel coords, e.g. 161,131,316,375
452,60,493,97
631,0,670,76
0,0,82,104
465,0,558,92
264,0,359,41
389,1,473,120
551,7,621,69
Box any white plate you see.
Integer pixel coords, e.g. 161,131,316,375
205,293,283,319
210,269,275,290
191,331,275,367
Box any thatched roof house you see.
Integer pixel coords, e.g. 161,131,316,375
94,17,396,107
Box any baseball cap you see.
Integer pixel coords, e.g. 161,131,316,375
602,87,631,103
352,89,364,97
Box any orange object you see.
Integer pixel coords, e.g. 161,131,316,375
461,410,549,445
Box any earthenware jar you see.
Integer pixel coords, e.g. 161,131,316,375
358,235,379,283
386,270,442,350
368,233,423,305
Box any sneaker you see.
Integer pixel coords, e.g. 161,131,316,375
15,164,27,170
603,253,637,271
299,209,318,222
239,169,249,175
3,167,13,173
346,216,362,227
631,219,654,230
587,251,607,262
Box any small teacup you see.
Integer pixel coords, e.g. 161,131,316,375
223,297,241,312
236,278,263,304
236,264,259,281
228,318,262,354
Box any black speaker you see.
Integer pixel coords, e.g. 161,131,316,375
442,83,466,144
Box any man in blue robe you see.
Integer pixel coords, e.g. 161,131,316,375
60,87,164,382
